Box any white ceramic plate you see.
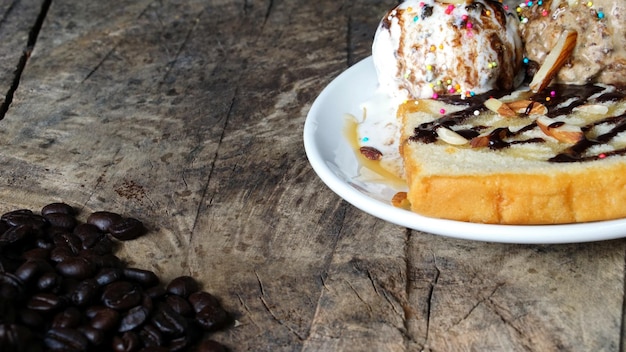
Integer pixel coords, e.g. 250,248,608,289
303,56,626,244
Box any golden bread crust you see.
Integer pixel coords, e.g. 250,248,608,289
398,86,626,224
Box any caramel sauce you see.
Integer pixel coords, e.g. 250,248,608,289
344,115,406,189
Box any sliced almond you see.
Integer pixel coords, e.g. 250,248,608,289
391,192,411,210
470,135,490,148
536,116,584,144
572,104,609,115
436,126,468,145
484,98,517,117
507,100,548,115
529,30,578,93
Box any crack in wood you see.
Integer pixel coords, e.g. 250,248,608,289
0,0,52,121
424,251,440,346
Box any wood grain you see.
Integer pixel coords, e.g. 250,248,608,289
0,0,623,351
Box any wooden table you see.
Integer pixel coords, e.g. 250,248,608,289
0,0,623,351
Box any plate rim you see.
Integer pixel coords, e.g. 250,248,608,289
303,56,626,244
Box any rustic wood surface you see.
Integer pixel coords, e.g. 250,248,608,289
0,0,624,351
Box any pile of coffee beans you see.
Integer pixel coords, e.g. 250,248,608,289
0,203,231,351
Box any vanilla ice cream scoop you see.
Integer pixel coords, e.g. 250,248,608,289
373,0,523,99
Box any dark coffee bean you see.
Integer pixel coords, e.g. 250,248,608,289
36,236,54,250
0,225,33,244
119,304,151,332
87,211,123,232
195,304,230,332
95,267,124,286
140,347,169,352
139,323,163,347
145,285,167,300
44,213,77,230
169,335,192,352
112,331,141,352
2,210,47,229
89,306,120,331
0,272,24,296
165,295,194,317
78,325,105,346
166,276,199,298
52,307,83,328
56,256,96,280
109,218,146,241
188,292,220,313
0,324,36,351
15,259,53,284
22,247,50,261
44,327,89,351
19,308,45,328
102,281,142,310
74,223,103,242
70,278,99,306
50,246,76,263
195,339,228,352
37,271,60,292
151,302,187,337
88,236,115,255
27,292,64,312
52,233,82,254
42,202,75,216
123,268,159,287
189,292,229,332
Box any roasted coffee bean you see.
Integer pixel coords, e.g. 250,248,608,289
18,308,45,328
151,302,187,337
139,323,163,347
95,267,124,286
2,210,47,229
37,271,60,292
15,259,52,284
74,223,103,244
123,268,159,287
89,306,120,331
52,307,83,328
109,218,146,241
49,246,76,263
87,211,123,232
44,213,77,230
165,294,194,317
140,347,169,352
112,331,142,352
189,292,229,331
56,256,96,280
22,247,50,261
145,285,167,300
195,339,228,352
0,225,33,245
80,250,121,269
42,202,74,216
102,281,142,310
52,233,82,254
78,325,105,346
35,236,54,250
167,276,199,298
70,278,99,306
195,303,230,332
27,292,64,312
0,323,36,351
119,304,151,332
44,327,89,351
0,272,24,296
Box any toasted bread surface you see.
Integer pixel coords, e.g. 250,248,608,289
399,85,626,224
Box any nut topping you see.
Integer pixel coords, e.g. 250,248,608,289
359,146,383,161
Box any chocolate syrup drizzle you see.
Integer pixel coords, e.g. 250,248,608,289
409,84,626,162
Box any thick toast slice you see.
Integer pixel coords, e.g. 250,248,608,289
399,84,626,224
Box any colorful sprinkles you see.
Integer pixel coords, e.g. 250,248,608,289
516,0,606,22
